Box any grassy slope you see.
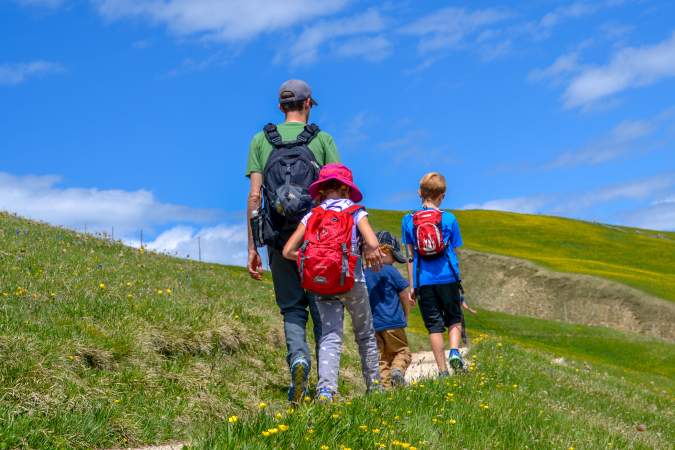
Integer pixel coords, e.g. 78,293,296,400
1,211,674,449
368,209,675,302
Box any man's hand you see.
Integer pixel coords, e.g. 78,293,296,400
248,249,263,280
462,300,477,315
363,246,384,272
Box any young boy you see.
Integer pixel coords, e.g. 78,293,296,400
365,231,413,388
402,172,465,375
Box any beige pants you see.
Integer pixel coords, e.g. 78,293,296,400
375,328,412,388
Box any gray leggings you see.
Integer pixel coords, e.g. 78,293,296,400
315,282,381,393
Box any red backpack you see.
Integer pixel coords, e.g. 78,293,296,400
413,209,446,258
298,204,363,296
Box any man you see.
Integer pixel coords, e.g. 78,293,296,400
245,80,341,403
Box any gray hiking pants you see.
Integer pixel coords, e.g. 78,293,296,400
268,247,321,369
315,282,381,393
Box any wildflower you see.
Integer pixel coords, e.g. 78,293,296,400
308,428,315,434
496,342,503,347
359,425,368,431
165,288,172,294
480,403,489,409
448,419,457,425
320,446,329,450
331,413,340,419
113,399,121,404
512,384,518,388
261,431,270,437
372,428,380,434
394,415,400,421
269,427,279,434
258,402,267,410
432,418,438,424
126,282,132,287
99,283,106,289
275,412,283,419
157,289,164,295
304,396,311,403
278,424,288,431
127,294,133,299
227,415,238,423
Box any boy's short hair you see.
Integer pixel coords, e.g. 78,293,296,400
419,172,447,200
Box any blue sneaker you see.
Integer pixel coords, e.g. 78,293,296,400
288,358,309,404
316,388,334,403
448,349,464,372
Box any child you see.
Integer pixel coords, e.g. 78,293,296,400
402,172,465,375
283,163,383,401
365,231,413,388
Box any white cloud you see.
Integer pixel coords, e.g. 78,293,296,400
285,9,386,66
543,107,674,169
140,223,251,266
401,7,511,54
333,35,392,62
95,0,348,42
561,175,675,211
529,52,581,83
529,2,600,39
0,61,64,85
463,196,550,214
0,172,219,235
625,197,675,231
564,31,675,108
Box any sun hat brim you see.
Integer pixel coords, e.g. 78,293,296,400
308,176,363,202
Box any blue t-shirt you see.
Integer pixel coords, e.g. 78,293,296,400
365,265,409,332
401,209,463,288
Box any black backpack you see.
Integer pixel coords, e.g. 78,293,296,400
261,123,321,246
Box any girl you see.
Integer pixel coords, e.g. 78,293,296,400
283,163,383,401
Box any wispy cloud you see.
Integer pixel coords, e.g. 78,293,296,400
401,6,512,55
563,31,675,108
284,9,386,66
0,61,64,85
15,0,64,7
0,172,219,235
463,196,551,214
544,107,674,169
527,2,601,40
333,35,392,62
379,130,459,167
95,0,349,42
463,174,675,230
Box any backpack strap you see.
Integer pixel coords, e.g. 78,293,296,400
263,123,283,147
343,204,365,216
295,123,320,144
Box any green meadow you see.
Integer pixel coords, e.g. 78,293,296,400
0,211,673,449
369,209,675,302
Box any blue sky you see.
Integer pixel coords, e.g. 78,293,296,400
2,0,675,265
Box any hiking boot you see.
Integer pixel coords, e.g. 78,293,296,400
288,358,309,404
316,388,334,403
448,349,464,372
391,368,406,387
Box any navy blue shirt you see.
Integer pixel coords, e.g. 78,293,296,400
401,209,463,288
365,265,410,332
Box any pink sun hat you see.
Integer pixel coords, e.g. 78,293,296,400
308,163,363,202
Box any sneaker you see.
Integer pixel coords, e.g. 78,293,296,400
438,370,450,378
288,358,309,404
448,349,464,372
391,368,406,387
316,388,334,403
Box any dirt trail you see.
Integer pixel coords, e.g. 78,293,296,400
405,348,470,382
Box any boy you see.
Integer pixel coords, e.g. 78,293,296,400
402,172,465,375
365,231,413,388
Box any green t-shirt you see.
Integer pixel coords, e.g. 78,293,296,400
245,122,341,177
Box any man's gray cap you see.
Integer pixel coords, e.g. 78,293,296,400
279,79,318,106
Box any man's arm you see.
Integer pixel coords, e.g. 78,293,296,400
247,172,263,280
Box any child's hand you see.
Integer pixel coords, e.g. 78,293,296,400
363,246,384,272
462,301,477,315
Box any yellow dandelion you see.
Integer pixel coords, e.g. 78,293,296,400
127,294,133,299
165,288,172,294
157,289,163,295
278,424,288,431
269,427,279,434
308,428,315,434
99,283,106,289
227,415,238,423
372,428,380,434
512,384,518,388
261,431,270,437
275,412,283,419
258,402,268,410
359,425,368,431
126,282,132,287
331,413,340,419
320,446,329,450
448,419,457,425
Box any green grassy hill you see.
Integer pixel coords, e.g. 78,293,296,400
369,209,675,302
1,211,673,449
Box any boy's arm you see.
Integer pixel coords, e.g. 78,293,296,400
398,288,411,318
356,217,384,272
282,224,306,261
405,243,415,299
